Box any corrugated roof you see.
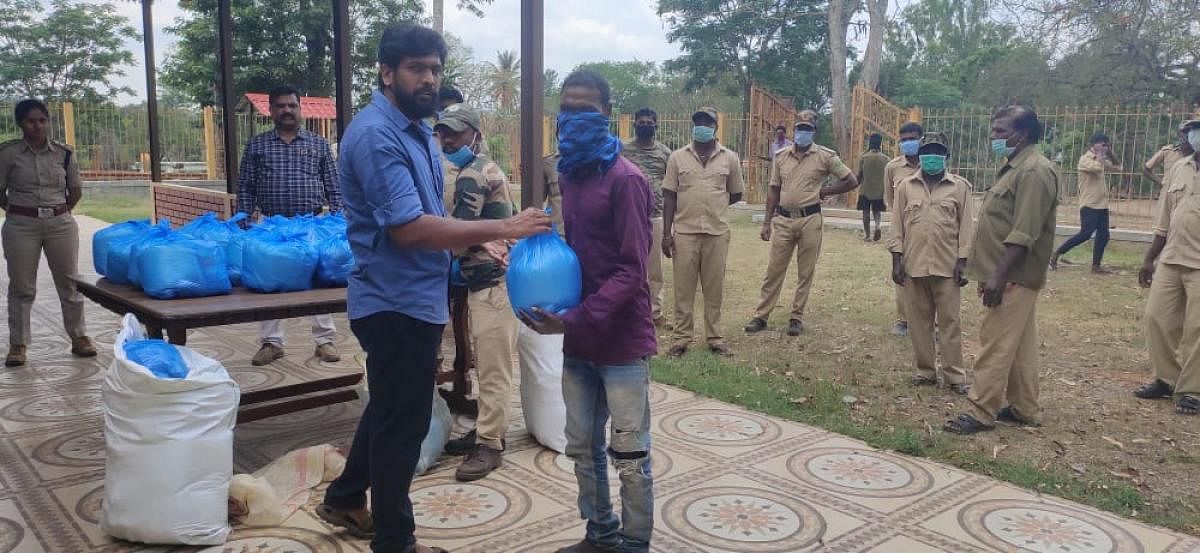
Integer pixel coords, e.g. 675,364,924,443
242,93,338,120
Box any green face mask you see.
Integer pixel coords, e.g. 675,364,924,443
919,154,947,175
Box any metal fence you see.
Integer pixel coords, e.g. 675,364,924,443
921,104,1197,231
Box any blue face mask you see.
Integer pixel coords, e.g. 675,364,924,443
919,154,947,175
693,125,716,143
445,145,475,168
794,130,815,147
992,138,1015,158
1188,129,1200,152
900,139,920,157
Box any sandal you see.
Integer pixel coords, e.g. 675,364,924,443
1134,379,1174,400
910,375,937,387
943,414,993,435
316,503,374,539
997,406,1038,426
1177,395,1200,416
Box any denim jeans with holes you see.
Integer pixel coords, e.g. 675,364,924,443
562,356,654,553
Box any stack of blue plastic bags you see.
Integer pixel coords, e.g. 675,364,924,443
92,212,353,300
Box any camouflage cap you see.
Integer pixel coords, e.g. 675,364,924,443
1181,119,1200,132
692,107,719,124
795,110,819,129
435,103,481,133
919,132,950,154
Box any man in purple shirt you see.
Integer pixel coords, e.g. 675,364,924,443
521,69,657,553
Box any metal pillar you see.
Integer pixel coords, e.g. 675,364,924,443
142,0,162,182
218,0,238,192
332,0,352,140
519,0,544,209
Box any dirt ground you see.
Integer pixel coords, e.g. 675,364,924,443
660,214,1200,533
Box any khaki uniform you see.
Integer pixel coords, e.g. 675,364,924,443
888,173,975,385
0,140,87,347
623,140,673,321
753,145,851,321
1076,151,1119,210
965,147,1060,424
885,156,921,324
450,153,519,452
1145,156,1200,399
664,143,744,347
1146,145,1189,183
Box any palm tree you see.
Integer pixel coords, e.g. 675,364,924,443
488,50,520,112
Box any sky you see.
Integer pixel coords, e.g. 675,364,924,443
105,0,684,103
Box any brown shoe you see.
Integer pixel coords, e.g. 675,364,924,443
455,444,502,482
5,345,26,367
315,503,374,539
555,540,617,553
315,343,341,362
71,336,97,358
252,343,285,366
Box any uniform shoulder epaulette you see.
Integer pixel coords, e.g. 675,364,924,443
815,144,839,156
51,140,74,152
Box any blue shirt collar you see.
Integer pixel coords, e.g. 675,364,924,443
371,90,432,138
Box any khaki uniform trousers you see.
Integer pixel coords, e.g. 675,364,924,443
754,214,823,321
967,285,1040,424
649,217,665,321
895,282,909,323
467,283,520,451
3,213,86,347
672,232,730,347
1145,263,1200,398
906,276,966,385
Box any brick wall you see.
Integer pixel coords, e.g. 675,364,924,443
151,183,238,227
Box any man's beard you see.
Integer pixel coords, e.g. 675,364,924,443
393,85,439,120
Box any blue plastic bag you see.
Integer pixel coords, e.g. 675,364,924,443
225,234,245,286
93,219,151,276
178,212,246,243
136,237,232,299
506,226,582,316
241,230,319,293
315,234,354,287
106,220,172,286
123,339,189,379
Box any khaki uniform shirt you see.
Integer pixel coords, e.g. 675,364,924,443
966,147,1060,290
1154,156,1200,270
887,172,976,278
0,140,82,207
1147,145,1188,175
663,143,745,236
858,150,889,200
769,145,852,209
450,153,514,289
542,153,564,235
621,139,672,217
884,155,920,209
1076,151,1119,210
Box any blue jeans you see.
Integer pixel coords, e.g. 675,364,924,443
563,357,654,553
1055,206,1110,266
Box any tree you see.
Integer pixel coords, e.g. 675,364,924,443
0,0,138,101
488,50,520,112
658,0,830,114
162,0,424,106
571,61,663,113
433,0,494,32
826,0,855,154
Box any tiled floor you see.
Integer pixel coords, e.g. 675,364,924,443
0,216,1197,553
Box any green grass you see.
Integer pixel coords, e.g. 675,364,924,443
651,342,1178,531
73,194,152,223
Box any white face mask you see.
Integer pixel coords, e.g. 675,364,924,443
1189,129,1200,152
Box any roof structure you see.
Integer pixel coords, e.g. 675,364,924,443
241,93,338,120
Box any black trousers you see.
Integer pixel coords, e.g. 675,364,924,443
1055,207,1110,266
324,311,444,552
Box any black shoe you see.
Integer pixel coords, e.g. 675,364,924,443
996,406,1037,426
445,429,477,456
873,229,882,242
744,317,767,333
1134,379,1174,400
787,319,803,336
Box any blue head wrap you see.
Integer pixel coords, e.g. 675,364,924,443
556,111,622,176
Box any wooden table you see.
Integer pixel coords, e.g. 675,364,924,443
70,277,362,423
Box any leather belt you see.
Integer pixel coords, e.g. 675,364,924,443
776,203,822,218
6,205,69,218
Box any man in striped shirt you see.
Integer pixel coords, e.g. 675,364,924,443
236,85,344,366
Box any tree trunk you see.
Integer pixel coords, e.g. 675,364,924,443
433,0,444,33
858,0,887,91
827,0,851,156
